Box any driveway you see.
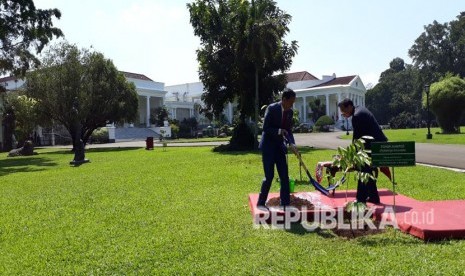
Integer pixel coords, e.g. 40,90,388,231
294,132,465,171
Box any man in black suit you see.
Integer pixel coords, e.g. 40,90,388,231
338,98,388,204
257,89,296,207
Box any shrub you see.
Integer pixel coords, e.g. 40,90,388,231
170,124,179,139
219,125,232,136
389,112,416,129
427,75,465,134
314,115,334,132
178,117,198,138
214,122,255,151
91,128,109,144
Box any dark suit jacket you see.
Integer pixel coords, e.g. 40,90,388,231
352,106,387,143
259,101,295,151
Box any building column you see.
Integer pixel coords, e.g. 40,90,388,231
51,127,55,146
325,94,330,116
302,97,307,123
337,92,341,121
228,102,233,124
146,96,150,127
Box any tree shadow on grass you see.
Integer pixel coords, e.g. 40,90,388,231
37,147,141,155
85,147,141,153
212,146,320,156
0,156,58,176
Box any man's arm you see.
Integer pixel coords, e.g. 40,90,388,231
287,110,295,145
262,105,280,137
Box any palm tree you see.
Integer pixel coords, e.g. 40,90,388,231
246,0,292,143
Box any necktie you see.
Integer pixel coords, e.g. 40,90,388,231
281,110,289,130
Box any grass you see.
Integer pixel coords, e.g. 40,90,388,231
340,127,465,145
1,146,465,274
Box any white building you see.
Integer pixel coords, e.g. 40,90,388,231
287,71,366,127
0,70,366,147
165,71,367,128
0,72,168,147
164,82,203,122
120,71,167,127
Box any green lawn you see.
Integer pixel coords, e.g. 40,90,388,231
340,127,465,145
1,147,465,274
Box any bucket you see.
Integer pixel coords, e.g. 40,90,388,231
289,178,295,193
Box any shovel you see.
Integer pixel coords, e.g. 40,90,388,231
286,139,329,196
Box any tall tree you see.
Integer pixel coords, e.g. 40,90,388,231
409,12,465,83
188,0,297,149
247,0,294,143
366,58,421,126
25,42,138,147
0,0,63,76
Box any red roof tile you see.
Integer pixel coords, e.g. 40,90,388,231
120,71,153,81
311,75,356,88
284,71,319,82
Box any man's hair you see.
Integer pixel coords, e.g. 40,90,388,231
282,88,296,100
338,98,354,108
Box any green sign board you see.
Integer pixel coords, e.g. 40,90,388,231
371,141,416,167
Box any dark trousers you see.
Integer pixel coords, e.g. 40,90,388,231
257,146,290,206
356,165,380,203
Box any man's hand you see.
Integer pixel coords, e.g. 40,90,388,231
281,129,289,138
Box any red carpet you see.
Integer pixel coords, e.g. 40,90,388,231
249,189,465,241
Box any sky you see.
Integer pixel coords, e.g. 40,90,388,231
34,0,465,87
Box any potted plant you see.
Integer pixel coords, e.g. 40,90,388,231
149,113,157,127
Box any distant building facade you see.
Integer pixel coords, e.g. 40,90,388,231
0,70,366,146
165,71,367,128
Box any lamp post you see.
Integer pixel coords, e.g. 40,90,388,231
425,84,433,139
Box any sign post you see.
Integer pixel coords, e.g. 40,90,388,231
371,141,415,167
371,141,416,217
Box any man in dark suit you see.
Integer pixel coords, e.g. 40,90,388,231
338,98,388,204
257,89,296,207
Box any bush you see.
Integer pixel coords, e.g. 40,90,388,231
314,115,334,132
150,106,169,126
170,124,179,139
428,75,465,133
202,126,214,137
91,128,109,144
389,112,416,129
219,125,232,136
214,122,256,152
178,117,198,138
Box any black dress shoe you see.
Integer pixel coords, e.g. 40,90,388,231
366,197,380,204
256,204,269,211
